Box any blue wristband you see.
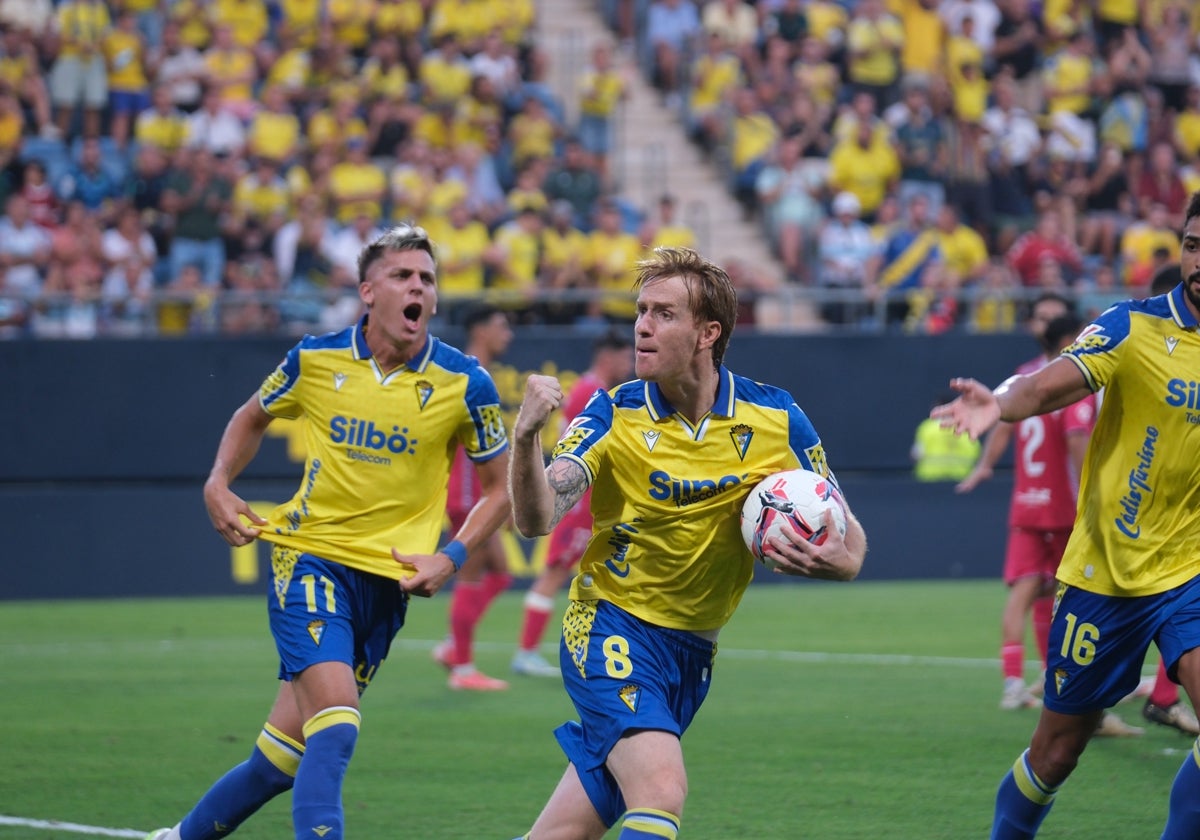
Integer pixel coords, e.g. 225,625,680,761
440,540,468,571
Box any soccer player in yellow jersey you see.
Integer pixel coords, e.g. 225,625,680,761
144,226,511,840
508,247,867,840
933,191,1200,839
49,0,111,138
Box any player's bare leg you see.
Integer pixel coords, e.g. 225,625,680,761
523,764,609,840
991,707,1103,838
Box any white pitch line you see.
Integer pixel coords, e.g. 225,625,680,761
0,636,1085,672
0,815,147,838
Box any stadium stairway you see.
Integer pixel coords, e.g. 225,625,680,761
537,0,822,329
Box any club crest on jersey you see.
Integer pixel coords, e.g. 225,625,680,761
415,380,434,409
307,619,326,645
1054,668,1069,695
618,683,641,713
729,423,754,461
333,372,347,391
642,430,661,452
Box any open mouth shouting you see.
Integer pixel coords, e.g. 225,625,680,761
402,301,424,329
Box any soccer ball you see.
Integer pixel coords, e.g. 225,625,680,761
740,468,847,568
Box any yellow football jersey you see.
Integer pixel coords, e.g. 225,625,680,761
552,369,836,632
1059,286,1200,596
257,320,508,580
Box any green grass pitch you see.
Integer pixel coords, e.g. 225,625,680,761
0,580,1188,838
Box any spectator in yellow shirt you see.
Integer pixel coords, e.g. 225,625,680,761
829,118,901,221
262,29,311,98
688,31,741,155
232,156,291,239
1042,30,1098,117
792,36,840,124
587,200,643,322
202,23,257,120
0,27,52,138
507,95,560,172
327,137,387,224
576,41,627,186
434,200,492,305
49,0,110,139
277,0,321,49
539,199,590,324
419,34,472,108
845,0,904,109
134,84,188,153
211,0,269,54
891,0,945,79
0,86,22,170
729,86,780,218
642,193,697,251
326,0,374,58
308,88,369,156
1119,201,1180,287
104,8,150,149
935,203,988,285
485,206,543,317
170,0,210,50
247,84,302,164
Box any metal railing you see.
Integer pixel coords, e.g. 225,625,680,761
0,284,1099,338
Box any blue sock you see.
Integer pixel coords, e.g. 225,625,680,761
179,725,302,840
292,706,360,840
617,808,680,839
1163,740,1200,839
992,749,1058,840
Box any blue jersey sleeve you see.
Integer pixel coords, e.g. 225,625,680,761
260,340,306,419
1061,301,1133,392
787,400,836,485
551,388,614,484
459,365,508,462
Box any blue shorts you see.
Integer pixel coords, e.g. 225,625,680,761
1042,576,1200,714
109,90,149,116
267,546,408,695
577,114,611,156
554,599,715,827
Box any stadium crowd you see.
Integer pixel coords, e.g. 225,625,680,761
0,0,1197,337
614,0,1200,331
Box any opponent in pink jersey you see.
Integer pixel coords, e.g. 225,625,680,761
511,328,634,677
433,305,515,691
958,296,1098,711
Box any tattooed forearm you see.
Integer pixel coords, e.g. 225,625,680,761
546,459,588,528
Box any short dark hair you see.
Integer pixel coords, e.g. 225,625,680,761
1186,191,1200,228
1150,264,1182,295
592,327,633,354
462,303,505,333
1032,291,1074,315
1044,313,1083,350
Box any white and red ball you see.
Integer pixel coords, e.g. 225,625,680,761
740,469,847,569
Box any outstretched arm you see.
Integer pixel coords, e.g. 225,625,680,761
509,374,590,537
931,357,1091,441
